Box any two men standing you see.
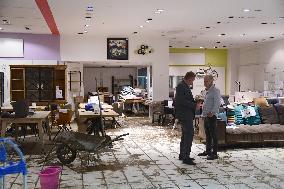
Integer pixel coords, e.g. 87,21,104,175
175,72,221,165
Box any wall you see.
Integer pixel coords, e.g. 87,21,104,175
83,67,137,95
0,33,61,104
0,33,60,60
61,35,169,101
227,49,240,95
237,38,284,92
169,48,227,95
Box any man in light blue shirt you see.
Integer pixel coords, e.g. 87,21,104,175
198,75,221,160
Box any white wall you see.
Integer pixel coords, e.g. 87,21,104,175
83,67,137,95
169,66,225,96
237,39,284,92
227,49,240,94
61,35,169,101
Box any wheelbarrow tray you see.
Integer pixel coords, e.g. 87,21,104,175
55,131,109,152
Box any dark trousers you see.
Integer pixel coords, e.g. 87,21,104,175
179,118,194,159
204,115,218,155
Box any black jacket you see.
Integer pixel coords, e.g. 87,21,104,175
175,80,196,120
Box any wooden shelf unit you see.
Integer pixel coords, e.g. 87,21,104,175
10,65,67,104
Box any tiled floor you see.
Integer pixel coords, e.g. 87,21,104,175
3,117,284,189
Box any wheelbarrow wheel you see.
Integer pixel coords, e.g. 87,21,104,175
56,143,77,165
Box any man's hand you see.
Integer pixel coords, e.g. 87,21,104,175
207,112,213,117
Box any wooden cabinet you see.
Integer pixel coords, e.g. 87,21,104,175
10,65,66,103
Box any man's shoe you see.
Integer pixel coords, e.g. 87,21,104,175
179,154,195,160
197,151,208,156
183,158,196,165
206,154,218,160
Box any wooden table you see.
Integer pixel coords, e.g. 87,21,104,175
122,98,146,113
0,111,51,146
79,103,113,110
1,105,46,112
77,109,119,132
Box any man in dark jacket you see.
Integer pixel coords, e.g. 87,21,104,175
175,71,197,165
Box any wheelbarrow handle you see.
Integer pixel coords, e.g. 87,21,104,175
111,133,129,142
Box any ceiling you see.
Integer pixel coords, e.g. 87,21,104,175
1,0,284,49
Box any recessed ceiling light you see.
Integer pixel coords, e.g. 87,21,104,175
139,25,144,28
148,18,153,21
85,16,92,19
157,9,164,12
270,36,275,39
169,46,173,47
77,32,84,35
253,41,258,42
243,9,250,12
218,33,226,36
228,16,234,18
241,33,246,36
223,46,227,48
216,41,221,43
254,9,262,12
145,20,150,23
25,27,30,30
205,26,210,29
133,32,138,34
214,46,218,49
261,22,267,25
200,46,204,49
217,21,221,24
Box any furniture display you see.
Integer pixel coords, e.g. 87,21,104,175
10,65,66,104
198,102,284,146
111,75,133,95
77,109,119,133
0,111,51,146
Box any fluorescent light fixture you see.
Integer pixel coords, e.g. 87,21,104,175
243,9,250,12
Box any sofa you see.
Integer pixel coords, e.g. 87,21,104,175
198,101,284,146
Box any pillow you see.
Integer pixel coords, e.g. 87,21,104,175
274,104,284,125
259,106,279,124
234,105,245,125
254,97,269,108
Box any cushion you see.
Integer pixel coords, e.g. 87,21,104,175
274,104,284,125
254,97,269,107
234,105,245,125
259,106,279,124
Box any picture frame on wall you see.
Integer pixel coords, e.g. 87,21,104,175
107,38,128,60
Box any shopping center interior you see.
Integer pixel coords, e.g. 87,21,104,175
0,0,284,188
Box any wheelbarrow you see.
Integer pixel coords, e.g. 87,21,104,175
51,131,129,165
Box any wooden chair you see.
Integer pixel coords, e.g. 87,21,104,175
53,109,73,140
